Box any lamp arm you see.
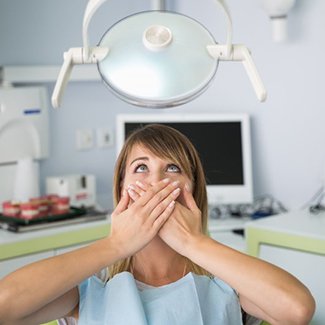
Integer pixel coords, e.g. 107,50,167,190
51,0,109,108
214,0,233,57
82,0,233,58
83,0,108,60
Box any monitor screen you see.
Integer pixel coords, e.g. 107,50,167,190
116,114,253,206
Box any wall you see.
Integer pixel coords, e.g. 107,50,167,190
0,0,324,210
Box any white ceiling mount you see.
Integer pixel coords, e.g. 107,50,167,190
151,0,166,11
51,0,267,108
261,0,296,42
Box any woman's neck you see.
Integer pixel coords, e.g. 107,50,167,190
131,237,187,286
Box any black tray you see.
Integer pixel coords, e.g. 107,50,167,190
0,207,87,228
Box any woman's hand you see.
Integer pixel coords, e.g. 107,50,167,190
128,181,204,256
158,184,203,256
109,178,181,259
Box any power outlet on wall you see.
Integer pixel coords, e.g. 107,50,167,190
76,128,94,150
96,127,114,148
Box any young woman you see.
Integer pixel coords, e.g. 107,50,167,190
0,124,315,325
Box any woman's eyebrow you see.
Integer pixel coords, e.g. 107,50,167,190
129,156,149,166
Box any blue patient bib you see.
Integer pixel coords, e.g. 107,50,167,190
78,272,242,324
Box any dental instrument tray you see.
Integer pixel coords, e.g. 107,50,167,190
0,207,107,233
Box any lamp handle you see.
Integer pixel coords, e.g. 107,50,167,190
51,48,80,108
207,44,267,102
52,47,108,108
82,0,234,59
234,45,267,102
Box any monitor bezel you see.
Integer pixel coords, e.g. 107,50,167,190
116,113,253,205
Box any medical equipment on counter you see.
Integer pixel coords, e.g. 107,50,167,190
46,174,96,208
52,0,267,108
0,87,49,211
13,157,40,202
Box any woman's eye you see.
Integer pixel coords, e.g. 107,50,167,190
135,164,148,173
167,164,181,173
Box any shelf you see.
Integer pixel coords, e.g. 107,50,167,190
0,65,101,84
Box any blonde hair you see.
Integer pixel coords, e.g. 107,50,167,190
109,124,210,278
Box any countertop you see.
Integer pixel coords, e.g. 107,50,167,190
0,218,110,260
246,209,325,240
0,215,251,261
245,209,325,257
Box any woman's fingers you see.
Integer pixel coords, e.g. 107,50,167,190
127,185,141,201
126,181,148,201
183,183,199,212
152,200,176,230
135,180,148,192
111,189,130,217
149,187,181,224
128,179,182,220
140,180,180,214
135,178,170,204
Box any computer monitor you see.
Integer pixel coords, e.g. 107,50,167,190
116,113,253,206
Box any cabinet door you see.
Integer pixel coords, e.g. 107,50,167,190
260,244,325,324
0,251,53,279
210,231,246,252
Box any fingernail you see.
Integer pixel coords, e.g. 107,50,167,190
168,200,175,208
128,184,136,190
163,178,170,183
128,188,136,198
122,189,127,197
135,180,144,188
185,183,191,192
172,180,180,187
172,188,181,197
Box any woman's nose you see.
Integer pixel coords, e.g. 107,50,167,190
148,171,165,184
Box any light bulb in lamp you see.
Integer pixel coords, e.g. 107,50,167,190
262,0,296,42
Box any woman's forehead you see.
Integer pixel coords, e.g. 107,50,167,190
126,144,168,164
127,144,152,160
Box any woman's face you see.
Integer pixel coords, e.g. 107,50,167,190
122,144,192,205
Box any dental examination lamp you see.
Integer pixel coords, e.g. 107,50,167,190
52,0,267,108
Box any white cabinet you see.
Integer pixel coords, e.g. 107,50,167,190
0,243,92,279
0,219,109,279
260,244,325,324
208,217,249,252
210,231,246,252
0,251,53,279
246,210,325,324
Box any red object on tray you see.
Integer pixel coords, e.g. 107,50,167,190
31,196,50,217
2,195,70,219
48,195,70,215
20,202,41,220
2,201,20,217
